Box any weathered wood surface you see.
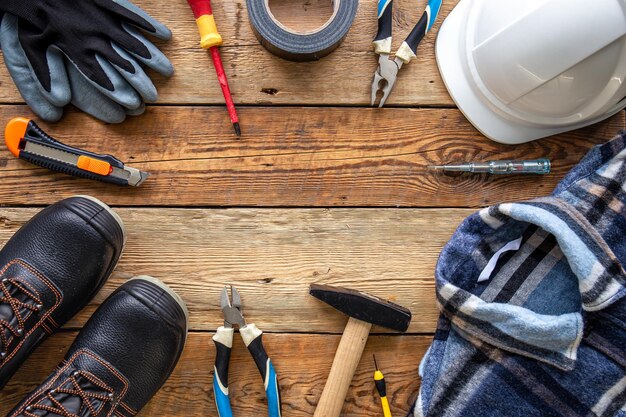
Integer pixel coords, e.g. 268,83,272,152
0,207,472,333
0,0,454,107
0,1,620,415
0,332,430,416
0,107,622,208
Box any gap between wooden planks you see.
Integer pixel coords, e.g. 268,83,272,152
0,107,622,207
0,332,431,416
0,207,473,333
0,0,456,107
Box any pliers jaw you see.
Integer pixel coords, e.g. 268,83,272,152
371,54,402,108
220,286,246,328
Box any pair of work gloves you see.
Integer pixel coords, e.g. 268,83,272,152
0,0,173,123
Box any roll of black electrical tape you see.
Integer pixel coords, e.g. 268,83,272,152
246,0,359,62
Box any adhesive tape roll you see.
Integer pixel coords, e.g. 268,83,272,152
246,0,359,61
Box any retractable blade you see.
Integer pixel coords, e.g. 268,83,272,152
4,118,149,186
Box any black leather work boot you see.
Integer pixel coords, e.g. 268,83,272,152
0,196,125,389
6,276,188,417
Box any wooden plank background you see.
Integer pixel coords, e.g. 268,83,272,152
0,0,454,107
0,107,621,207
0,0,623,416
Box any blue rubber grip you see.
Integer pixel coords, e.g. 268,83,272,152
213,333,233,417
214,375,233,417
247,333,282,417
404,0,444,54
375,0,393,42
426,0,443,32
265,360,281,417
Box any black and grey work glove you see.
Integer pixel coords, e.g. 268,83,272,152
0,0,173,123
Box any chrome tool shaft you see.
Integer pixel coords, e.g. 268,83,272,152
429,159,551,174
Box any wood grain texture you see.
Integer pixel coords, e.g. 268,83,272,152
0,207,472,333
0,0,455,107
0,107,622,207
0,2,620,416
0,332,430,416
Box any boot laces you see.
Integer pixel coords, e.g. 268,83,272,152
24,370,115,417
0,277,42,360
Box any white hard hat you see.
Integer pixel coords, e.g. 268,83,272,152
436,0,626,144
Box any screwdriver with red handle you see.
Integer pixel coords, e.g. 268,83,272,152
187,0,241,136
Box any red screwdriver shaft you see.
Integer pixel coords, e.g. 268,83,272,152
209,47,240,136
187,0,240,136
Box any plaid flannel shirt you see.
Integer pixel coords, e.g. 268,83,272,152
413,133,626,417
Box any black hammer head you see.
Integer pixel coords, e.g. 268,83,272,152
309,284,412,332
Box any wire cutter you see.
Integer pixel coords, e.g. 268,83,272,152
371,0,443,107
213,286,282,417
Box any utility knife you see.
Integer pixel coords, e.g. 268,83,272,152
4,118,149,186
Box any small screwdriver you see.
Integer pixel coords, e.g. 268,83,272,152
187,0,241,136
373,355,392,417
429,159,551,175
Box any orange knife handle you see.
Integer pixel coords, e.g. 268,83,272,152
187,0,223,49
4,117,130,186
4,117,29,157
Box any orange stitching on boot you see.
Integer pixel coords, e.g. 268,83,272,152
23,370,114,417
0,259,62,367
0,276,42,359
48,315,60,328
40,322,51,334
13,350,130,417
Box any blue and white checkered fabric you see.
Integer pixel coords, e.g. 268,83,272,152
413,132,626,417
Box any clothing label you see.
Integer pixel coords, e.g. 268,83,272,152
477,237,523,283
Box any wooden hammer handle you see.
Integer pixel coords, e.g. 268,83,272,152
314,317,373,417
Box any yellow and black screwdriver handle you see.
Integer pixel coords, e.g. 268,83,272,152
374,356,392,417
5,118,133,186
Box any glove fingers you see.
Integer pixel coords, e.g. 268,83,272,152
52,36,131,91
125,101,146,116
0,14,64,121
2,15,71,105
16,23,53,93
98,0,172,40
110,43,158,102
72,39,168,105
43,47,73,106
123,24,174,77
73,55,144,110
67,61,127,124
103,23,152,64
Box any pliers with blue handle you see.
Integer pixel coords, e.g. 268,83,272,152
371,0,443,107
213,286,282,417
